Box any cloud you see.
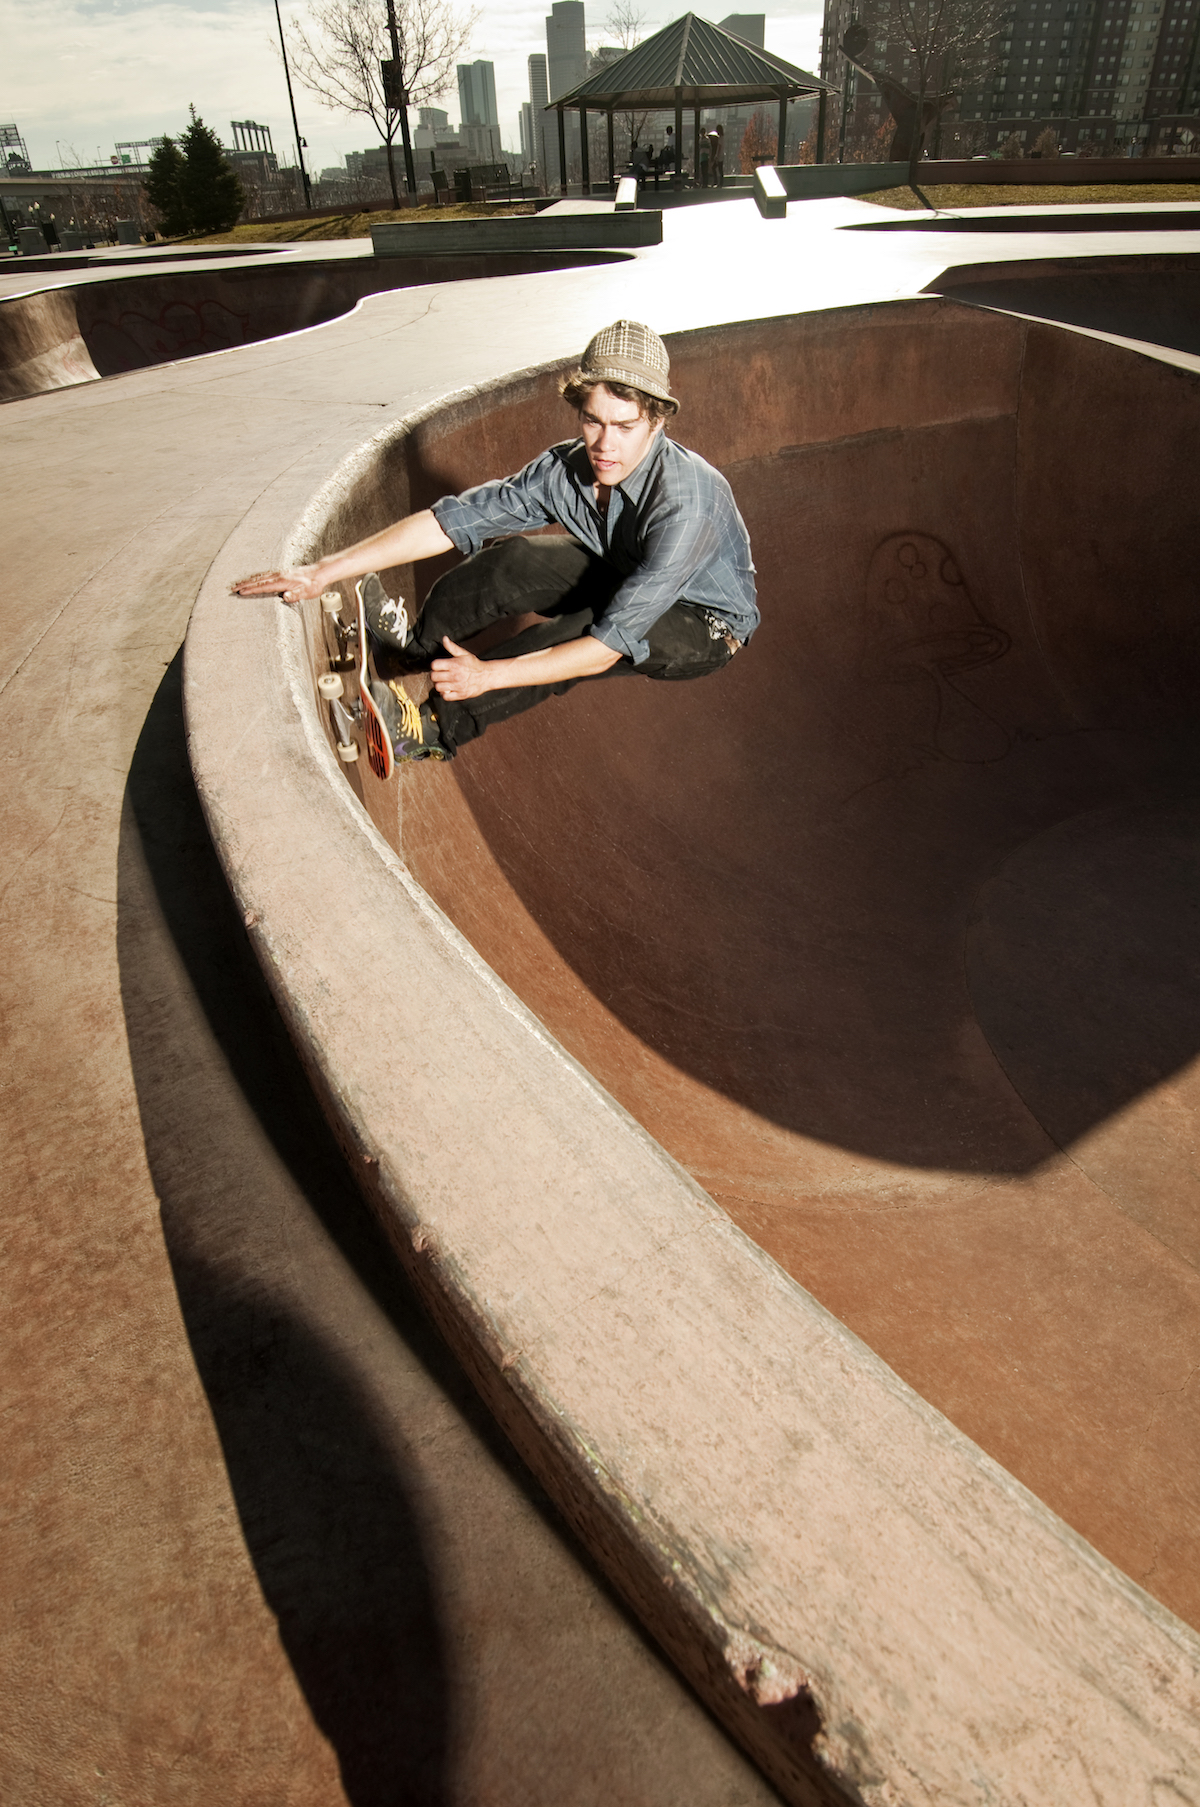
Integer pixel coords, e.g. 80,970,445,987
1,0,823,174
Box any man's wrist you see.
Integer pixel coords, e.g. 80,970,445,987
311,554,343,589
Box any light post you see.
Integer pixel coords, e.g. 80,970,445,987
382,0,418,195
273,0,313,207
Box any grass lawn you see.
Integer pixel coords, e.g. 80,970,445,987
859,182,1200,209
175,201,538,246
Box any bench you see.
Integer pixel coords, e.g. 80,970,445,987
451,163,528,203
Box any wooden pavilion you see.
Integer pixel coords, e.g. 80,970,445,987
547,13,834,196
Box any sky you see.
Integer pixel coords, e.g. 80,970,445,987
1,0,824,177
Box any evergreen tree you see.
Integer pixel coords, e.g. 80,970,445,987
179,108,245,234
143,135,190,234
142,109,245,237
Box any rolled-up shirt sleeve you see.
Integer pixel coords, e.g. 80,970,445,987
590,506,721,666
431,451,557,555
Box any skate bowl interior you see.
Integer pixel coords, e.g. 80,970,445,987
926,250,1200,357
324,299,1200,1628
186,297,1200,1804
848,205,1200,232
0,249,629,402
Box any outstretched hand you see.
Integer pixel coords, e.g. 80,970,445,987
231,566,326,605
430,638,494,702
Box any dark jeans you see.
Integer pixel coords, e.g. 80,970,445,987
409,536,735,753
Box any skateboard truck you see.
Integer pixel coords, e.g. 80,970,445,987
320,589,358,669
318,659,361,762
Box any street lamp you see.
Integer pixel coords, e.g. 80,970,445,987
273,0,313,207
381,0,418,194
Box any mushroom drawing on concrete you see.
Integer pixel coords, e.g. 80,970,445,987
862,532,1013,762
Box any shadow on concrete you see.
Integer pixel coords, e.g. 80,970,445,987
116,650,792,1807
117,651,462,1802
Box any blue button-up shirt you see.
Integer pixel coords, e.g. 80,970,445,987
431,431,758,667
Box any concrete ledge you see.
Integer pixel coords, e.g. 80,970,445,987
753,165,789,220
763,156,1200,208
371,212,662,255
184,309,1200,1806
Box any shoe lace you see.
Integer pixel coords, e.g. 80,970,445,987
387,681,424,746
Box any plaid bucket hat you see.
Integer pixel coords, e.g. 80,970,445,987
578,320,678,410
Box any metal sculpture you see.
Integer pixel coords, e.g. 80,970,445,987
840,22,956,162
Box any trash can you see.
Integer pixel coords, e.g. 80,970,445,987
116,220,140,245
453,168,473,203
17,226,48,256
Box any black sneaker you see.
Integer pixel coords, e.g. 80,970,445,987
369,683,452,762
398,698,452,762
359,571,411,656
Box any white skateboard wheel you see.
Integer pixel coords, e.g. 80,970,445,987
320,590,343,614
318,672,344,699
337,739,359,763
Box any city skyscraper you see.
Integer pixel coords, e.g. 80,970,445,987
527,51,550,179
545,3,585,184
719,13,765,47
546,1,587,100
457,59,499,129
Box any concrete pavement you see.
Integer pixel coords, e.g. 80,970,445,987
1,227,799,1803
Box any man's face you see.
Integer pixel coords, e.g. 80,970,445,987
578,384,662,488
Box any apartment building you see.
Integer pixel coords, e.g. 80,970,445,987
822,0,1200,156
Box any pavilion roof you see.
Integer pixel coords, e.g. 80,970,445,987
548,12,835,111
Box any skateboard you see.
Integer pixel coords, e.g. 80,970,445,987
355,577,396,781
314,589,364,767
314,579,422,781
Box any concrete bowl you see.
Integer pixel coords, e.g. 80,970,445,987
185,298,1200,1806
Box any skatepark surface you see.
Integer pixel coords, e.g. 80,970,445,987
0,240,629,400
6,192,1200,1805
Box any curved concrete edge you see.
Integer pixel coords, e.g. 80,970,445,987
0,287,100,400
183,340,1200,1807
0,268,372,404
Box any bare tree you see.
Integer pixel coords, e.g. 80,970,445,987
843,0,1002,205
604,0,648,43
289,0,476,205
604,1,651,166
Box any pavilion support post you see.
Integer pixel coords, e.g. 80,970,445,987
579,104,590,193
607,110,615,189
674,90,684,189
557,108,568,197
777,94,789,165
693,107,701,185
816,90,828,163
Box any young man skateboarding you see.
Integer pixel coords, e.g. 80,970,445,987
234,319,758,761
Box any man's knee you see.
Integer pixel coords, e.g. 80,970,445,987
639,602,735,681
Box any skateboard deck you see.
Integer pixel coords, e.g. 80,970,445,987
355,578,395,781
315,581,429,777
